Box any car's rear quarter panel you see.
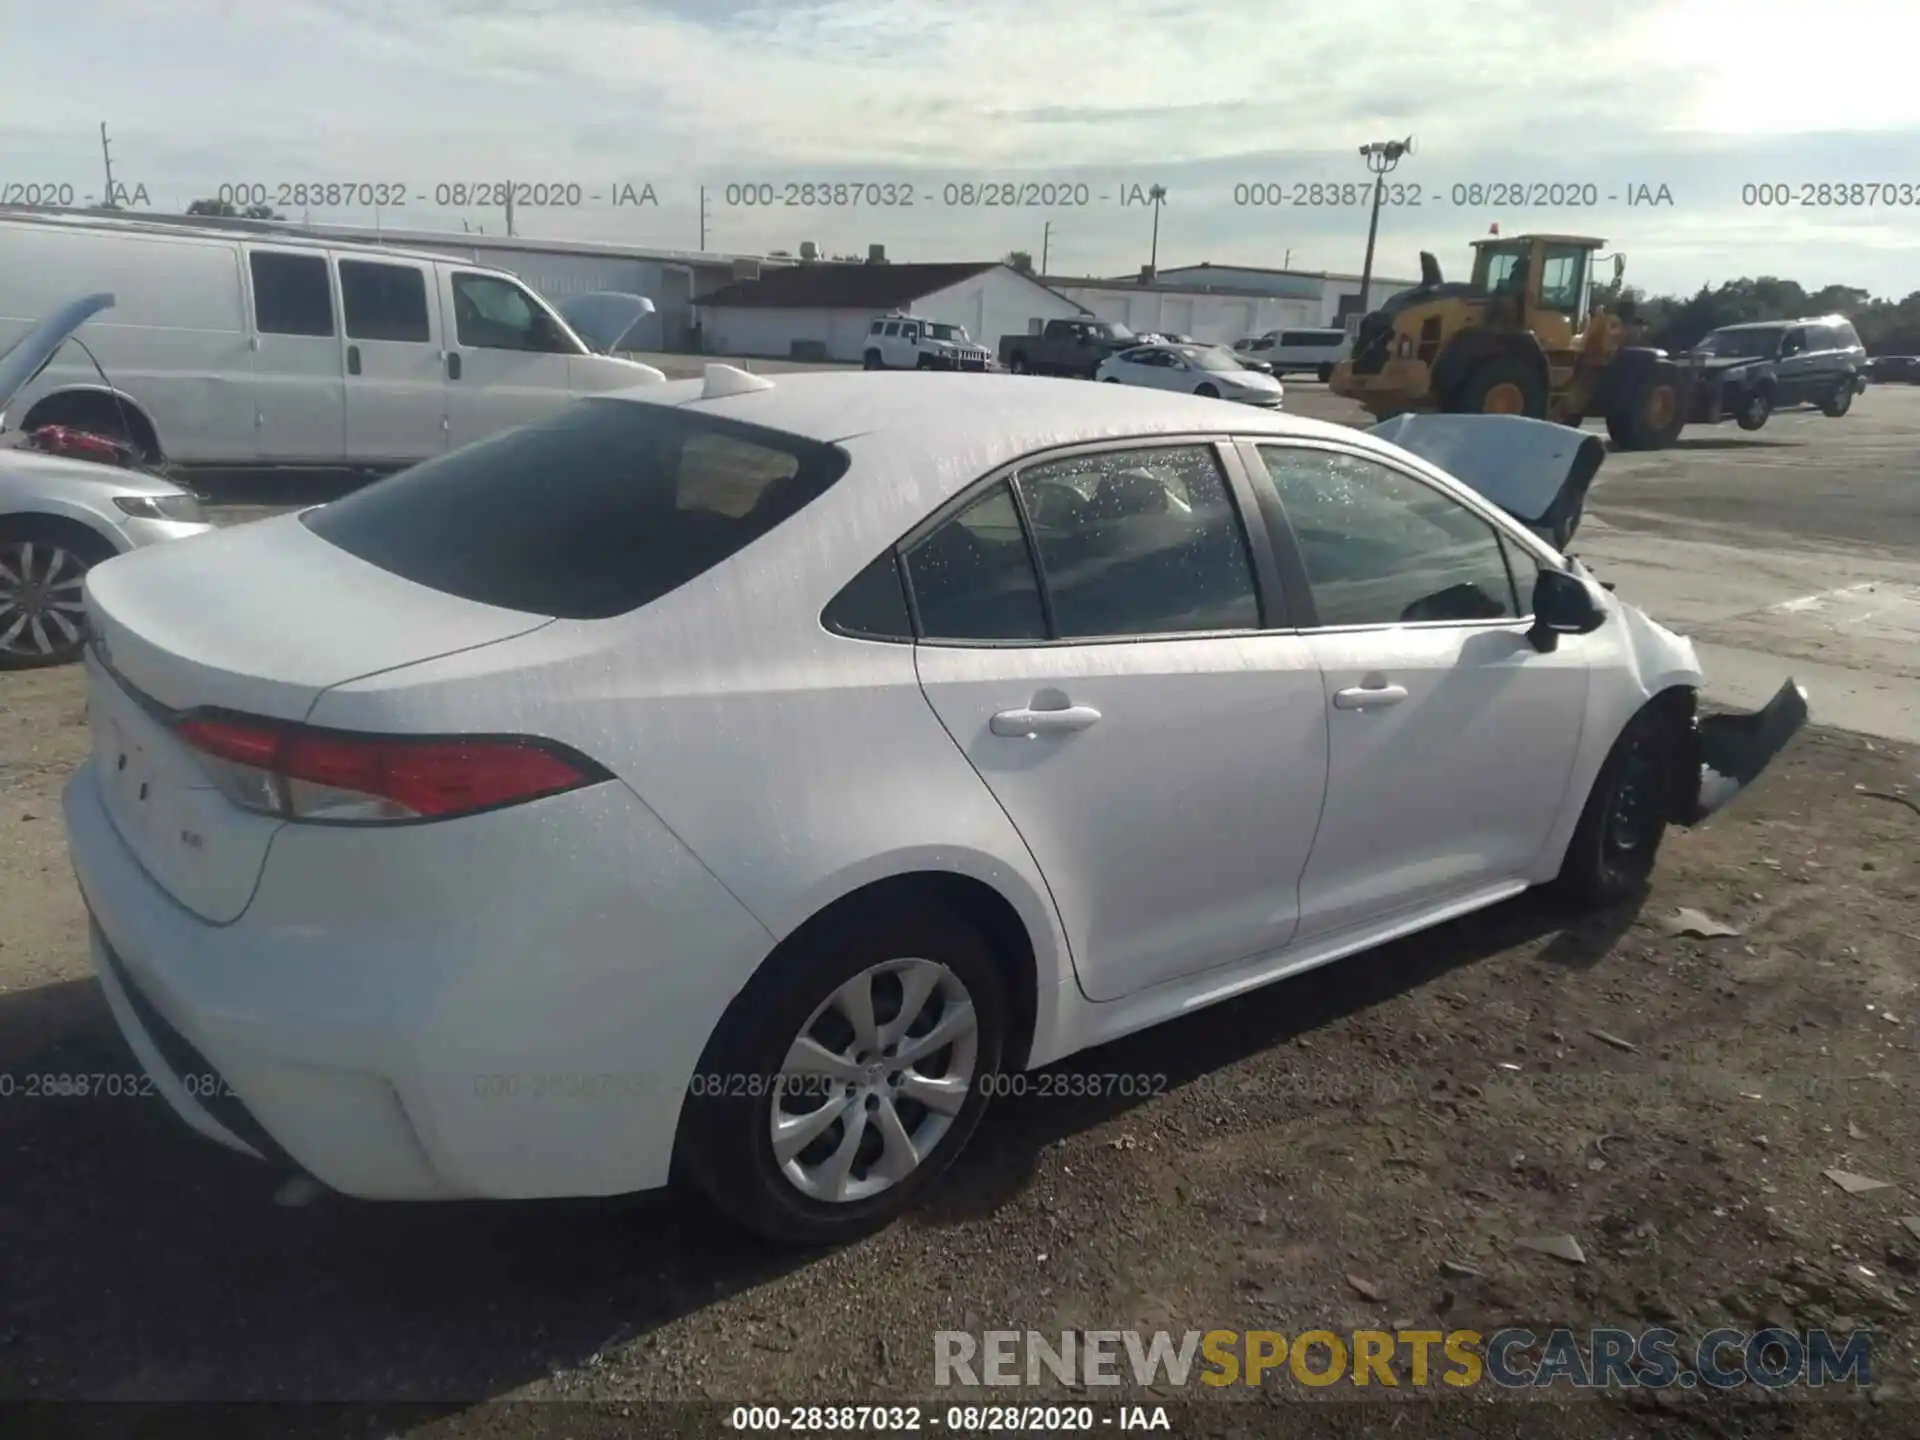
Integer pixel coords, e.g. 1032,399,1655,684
300,444,1081,1092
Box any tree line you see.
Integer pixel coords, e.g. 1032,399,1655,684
1607,276,1920,354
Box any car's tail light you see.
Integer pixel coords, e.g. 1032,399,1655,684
173,714,609,824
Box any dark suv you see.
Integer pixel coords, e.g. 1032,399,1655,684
1688,317,1868,430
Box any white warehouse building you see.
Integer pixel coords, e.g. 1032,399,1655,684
694,260,1086,362
1045,262,1424,346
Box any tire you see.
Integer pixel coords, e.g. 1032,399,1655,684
0,518,116,670
862,350,883,370
1317,363,1334,383
1734,386,1773,431
1101,376,1120,383
678,904,1009,1245
1453,358,1548,419
915,354,932,370
1607,367,1686,450
1195,383,1221,398
1008,355,1029,375
1819,382,1854,417
1554,702,1680,908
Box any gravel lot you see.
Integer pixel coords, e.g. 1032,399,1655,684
2,377,1916,1436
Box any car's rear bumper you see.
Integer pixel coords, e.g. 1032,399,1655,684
63,757,775,1201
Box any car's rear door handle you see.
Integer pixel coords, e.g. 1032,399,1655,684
990,705,1102,737
1333,684,1408,709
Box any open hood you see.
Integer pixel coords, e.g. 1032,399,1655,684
1367,412,1604,550
555,291,657,354
0,291,113,421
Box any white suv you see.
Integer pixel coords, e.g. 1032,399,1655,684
862,313,993,371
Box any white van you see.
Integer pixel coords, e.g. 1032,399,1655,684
0,212,665,469
1233,327,1351,382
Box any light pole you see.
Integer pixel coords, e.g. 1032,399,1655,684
1041,219,1051,274
1147,183,1166,275
1355,136,1414,323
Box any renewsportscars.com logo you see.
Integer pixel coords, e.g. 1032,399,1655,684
934,1327,1872,1390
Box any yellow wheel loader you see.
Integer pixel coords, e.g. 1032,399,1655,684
1330,234,1692,450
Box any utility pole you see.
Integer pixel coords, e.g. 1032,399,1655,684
1147,184,1166,275
505,180,515,237
99,123,118,208
700,185,710,250
1041,220,1051,275
1354,136,1415,325
1283,248,1292,268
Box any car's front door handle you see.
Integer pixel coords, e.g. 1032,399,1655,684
1333,684,1408,710
990,705,1102,737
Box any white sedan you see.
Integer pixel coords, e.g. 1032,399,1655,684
1096,342,1284,406
65,369,1806,1244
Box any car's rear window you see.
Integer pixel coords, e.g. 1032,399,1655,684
302,398,849,618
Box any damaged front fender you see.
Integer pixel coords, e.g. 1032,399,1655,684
1609,594,1811,826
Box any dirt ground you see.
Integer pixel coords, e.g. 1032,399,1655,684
2,648,1917,1437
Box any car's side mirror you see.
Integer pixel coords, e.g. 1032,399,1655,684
1528,568,1606,652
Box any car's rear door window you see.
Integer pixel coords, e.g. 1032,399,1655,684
302,399,848,618
249,251,335,337
902,483,1048,641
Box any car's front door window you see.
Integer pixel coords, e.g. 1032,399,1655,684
451,273,577,354
1259,447,1520,628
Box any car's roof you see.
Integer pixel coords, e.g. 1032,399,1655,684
606,371,1344,457
0,210,507,274
1713,314,1856,332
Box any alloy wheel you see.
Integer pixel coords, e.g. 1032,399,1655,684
771,957,979,1204
0,539,90,662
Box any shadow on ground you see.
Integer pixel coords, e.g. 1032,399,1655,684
0,888,1637,1405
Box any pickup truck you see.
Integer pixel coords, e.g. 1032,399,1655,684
999,317,1140,377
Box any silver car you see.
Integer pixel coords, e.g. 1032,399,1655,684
0,293,214,668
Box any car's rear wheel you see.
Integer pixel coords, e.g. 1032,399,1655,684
863,349,883,370
678,905,1007,1245
1820,382,1854,417
1195,382,1221,398
1735,386,1773,430
1008,356,1029,375
0,518,115,670
1101,376,1120,383
1317,363,1335,383
1554,701,1680,907
1607,368,1686,450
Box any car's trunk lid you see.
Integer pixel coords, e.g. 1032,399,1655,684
82,513,551,922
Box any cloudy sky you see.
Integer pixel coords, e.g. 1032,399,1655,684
8,0,1920,297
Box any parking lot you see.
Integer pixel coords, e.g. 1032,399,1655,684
2,378,1916,1432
